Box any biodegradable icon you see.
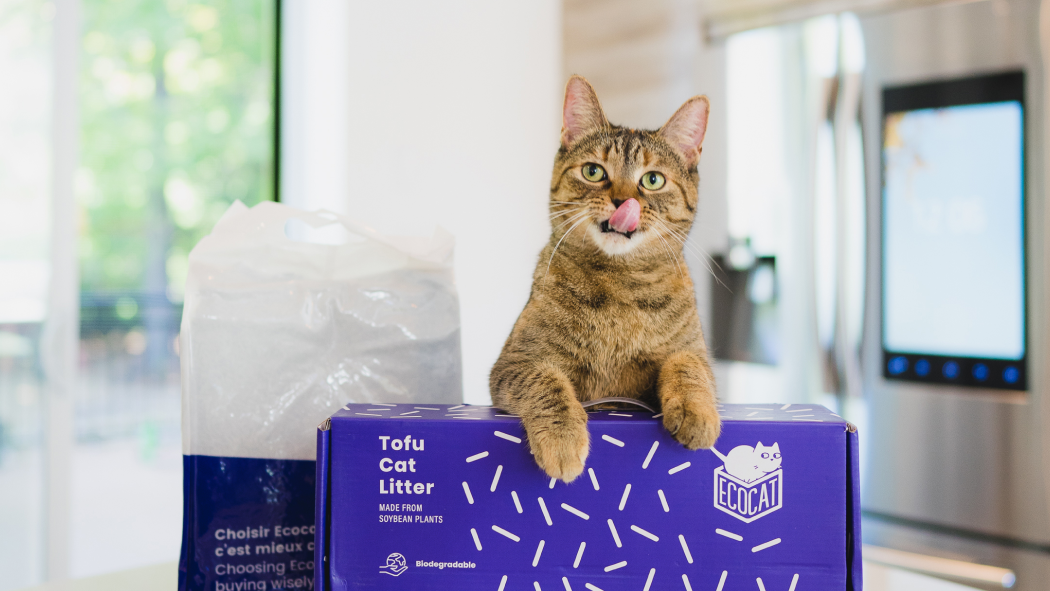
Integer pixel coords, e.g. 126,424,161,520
380,553,408,576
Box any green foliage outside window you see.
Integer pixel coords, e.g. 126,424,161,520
78,0,275,304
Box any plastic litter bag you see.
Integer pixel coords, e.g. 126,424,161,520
178,201,462,591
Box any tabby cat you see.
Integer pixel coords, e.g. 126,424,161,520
490,76,720,482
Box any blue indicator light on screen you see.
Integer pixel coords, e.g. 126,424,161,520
888,356,908,375
972,364,989,381
914,359,930,376
1004,366,1020,384
943,362,960,379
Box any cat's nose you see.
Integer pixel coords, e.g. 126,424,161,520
611,199,624,208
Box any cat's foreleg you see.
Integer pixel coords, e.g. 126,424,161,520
657,350,721,449
491,358,589,482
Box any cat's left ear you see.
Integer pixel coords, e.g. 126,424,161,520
561,75,609,147
659,96,710,168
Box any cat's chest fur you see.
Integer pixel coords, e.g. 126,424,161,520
521,253,702,400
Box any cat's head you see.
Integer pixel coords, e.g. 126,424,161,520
755,442,782,472
549,75,710,259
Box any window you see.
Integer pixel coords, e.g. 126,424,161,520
0,1,53,587
0,0,277,585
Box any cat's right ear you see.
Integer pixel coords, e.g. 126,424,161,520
561,75,609,148
659,95,710,168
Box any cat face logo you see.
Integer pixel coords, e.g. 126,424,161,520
379,553,408,576
711,442,783,523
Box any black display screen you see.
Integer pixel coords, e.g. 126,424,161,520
881,72,1026,390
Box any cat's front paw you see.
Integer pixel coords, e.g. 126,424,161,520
662,394,720,450
525,415,590,483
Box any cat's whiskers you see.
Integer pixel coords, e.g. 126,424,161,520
665,232,719,284
651,226,687,280
661,223,726,276
649,218,691,256
549,206,585,221
544,215,590,281
651,218,729,290
647,220,688,280
665,229,709,268
553,210,591,232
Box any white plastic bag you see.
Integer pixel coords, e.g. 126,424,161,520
180,201,463,462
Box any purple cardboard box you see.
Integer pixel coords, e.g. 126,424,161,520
316,404,862,591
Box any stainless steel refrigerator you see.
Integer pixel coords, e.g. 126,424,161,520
860,0,1050,588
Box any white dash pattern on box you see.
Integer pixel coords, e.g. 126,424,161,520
716,528,743,541
642,441,659,469
538,497,553,526
491,525,520,542
490,465,503,492
532,540,545,567
561,503,590,520
678,534,693,563
607,519,622,548
752,538,782,552
618,484,631,510
668,461,691,474
494,431,521,443
631,524,659,542
444,402,849,588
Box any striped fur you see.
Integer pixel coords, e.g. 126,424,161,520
490,76,720,482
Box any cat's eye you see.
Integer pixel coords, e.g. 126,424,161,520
761,453,770,459
773,453,781,459
582,163,606,182
640,171,665,191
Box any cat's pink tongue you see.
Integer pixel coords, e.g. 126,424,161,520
608,198,640,233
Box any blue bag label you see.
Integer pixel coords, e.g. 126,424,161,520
179,455,316,591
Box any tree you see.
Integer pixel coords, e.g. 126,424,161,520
79,0,275,369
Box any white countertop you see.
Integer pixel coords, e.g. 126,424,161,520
14,560,984,591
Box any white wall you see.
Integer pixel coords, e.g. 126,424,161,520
282,0,563,405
